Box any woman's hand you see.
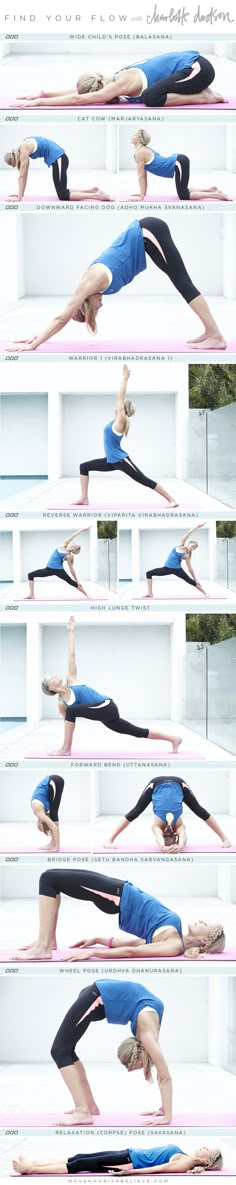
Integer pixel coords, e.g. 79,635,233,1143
9,338,39,353
65,949,95,962
123,363,131,381
108,1168,135,1176
69,937,99,948
10,98,40,107
67,615,76,633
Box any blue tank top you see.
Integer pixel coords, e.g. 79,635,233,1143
92,221,146,295
120,882,183,944
61,684,108,706
129,1145,184,1169
46,548,66,570
152,779,184,825
116,51,199,101
31,776,50,810
144,149,178,179
103,421,129,463
95,979,164,1035
29,136,64,167
165,546,185,569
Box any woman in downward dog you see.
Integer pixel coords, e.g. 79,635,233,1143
44,979,170,1126
13,867,225,962
105,774,231,853
4,137,111,202
12,1143,224,1175
131,129,229,202
14,50,223,109
12,217,226,353
42,615,182,757
30,774,65,852
143,523,207,598
24,529,88,600
77,365,177,508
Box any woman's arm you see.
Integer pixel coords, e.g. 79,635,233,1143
179,522,206,547
67,934,183,960
138,1020,173,1123
134,150,148,199
66,616,77,684
11,267,105,352
17,148,30,199
113,364,131,429
110,1156,195,1175
63,529,87,548
184,555,197,581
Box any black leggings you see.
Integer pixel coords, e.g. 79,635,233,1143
52,153,70,200
47,774,65,822
139,216,200,304
51,982,105,1068
175,154,190,200
65,697,149,739
39,867,125,906
142,55,215,107
67,1151,132,1174
146,565,196,587
28,566,78,588
80,455,156,490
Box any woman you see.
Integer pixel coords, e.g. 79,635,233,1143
12,1144,224,1176
4,137,110,202
77,365,177,508
24,529,88,600
31,774,64,852
105,774,231,853
41,615,182,758
13,867,225,962
143,523,207,598
12,217,226,353
13,51,223,109
49,978,170,1126
131,129,229,202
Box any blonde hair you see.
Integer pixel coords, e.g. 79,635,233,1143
184,925,225,959
77,73,105,94
37,819,50,836
123,398,136,437
207,1152,223,1171
77,297,98,336
4,148,21,169
117,1037,153,1082
41,678,57,697
136,129,151,147
70,544,81,555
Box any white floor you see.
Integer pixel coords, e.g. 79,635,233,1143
119,169,236,201
0,476,230,513
93,810,236,849
119,578,234,603
0,820,92,853
0,580,117,605
0,895,235,955
0,1061,235,1122
1,52,236,100
0,295,235,351
1,1133,236,1177
0,169,118,201
0,718,233,761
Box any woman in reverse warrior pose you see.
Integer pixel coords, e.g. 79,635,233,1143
41,616,182,758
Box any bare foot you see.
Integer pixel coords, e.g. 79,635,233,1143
13,943,53,961
142,593,153,599
23,594,35,601
204,87,225,103
72,498,89,506
192,335,226,352
53,1110,94,1126
171,737,182,753
12,1157,31,1175
104,838,116,848
96,190,112,201
19,939,57,950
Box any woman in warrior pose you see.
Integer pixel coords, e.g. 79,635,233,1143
4,137,110,201
41,616,182,758
12,217,226,353
24,529,88,600
13,866,225,962
104,774,231,853
13,50,223,109
130,129,229,202
143,523,207,598
12,1143,223,1176
77,365,177,509
31,774,64,852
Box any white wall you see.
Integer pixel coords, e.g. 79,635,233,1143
0,768,91,822
0,532,13,582
0,392,48,476
119,529,132,581
0,973,209,1064
97,766,234,817
0,625,26,717
0,212,24,311
139,527,209,579
0,123,108,171
41,621,171,719
22,210,223,298
119,123,227,172
0,860,223,900
61,390,177,478
21,528,90,581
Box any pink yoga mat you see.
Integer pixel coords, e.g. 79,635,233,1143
1,947,234,962
0,195,116,204
9,1172,233,1178
1,98,236,110
26,749,203,760
49,503,202,512
1,843,235,855
2,341,235,355
1,1111,235,1127
121,193,235,203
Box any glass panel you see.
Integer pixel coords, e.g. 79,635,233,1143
186,409,207,493
180,643,206,739
207,636,236,755
97,538,117,592
187,403,236,507
215,538,236,592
